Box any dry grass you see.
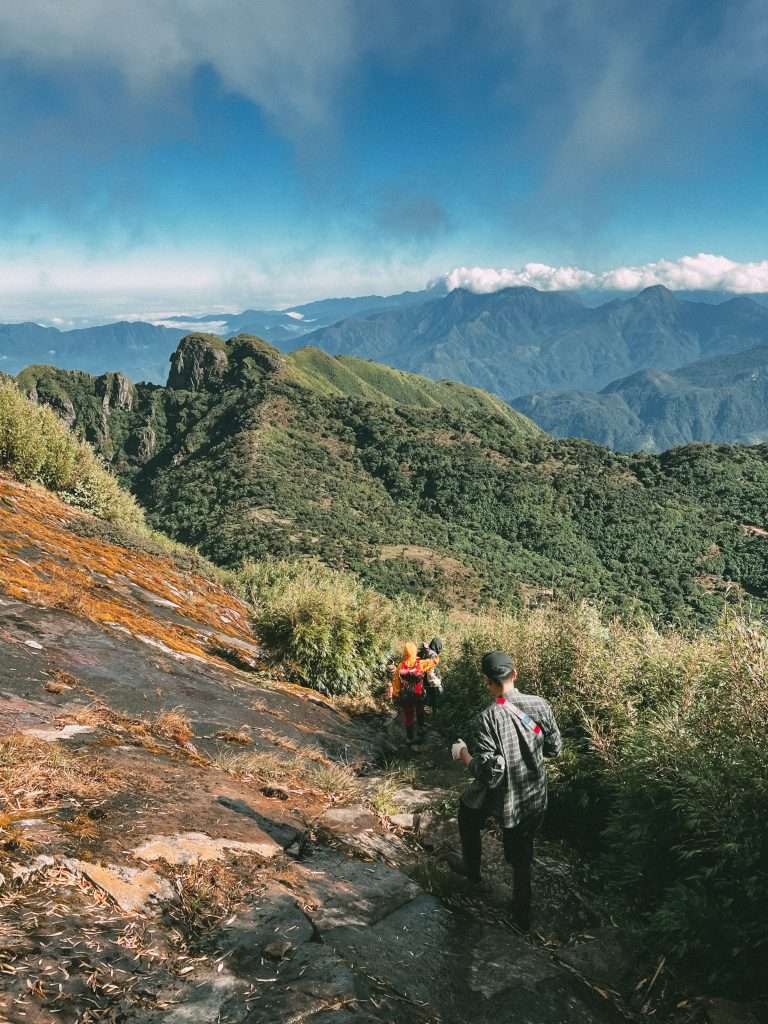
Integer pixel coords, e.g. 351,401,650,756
153,709,193,745
215,726,253,745
368,777,402,817
61,813,101,842
210,748,288,784
45,669,79,694
212,746,360,804
0,734,118,812
166,860,261,950
69,702,195,753
306,761,359,803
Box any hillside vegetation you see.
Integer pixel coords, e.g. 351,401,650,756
0,378,143,526
229,553,768,994
0,379,766,1002
436,600,768,992
16,334,768,625
167,540,768,993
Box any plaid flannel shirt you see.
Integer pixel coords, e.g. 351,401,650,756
464,690,562,828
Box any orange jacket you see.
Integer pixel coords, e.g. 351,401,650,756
391,642,440,698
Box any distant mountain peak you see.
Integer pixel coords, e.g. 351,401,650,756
634,284,677,303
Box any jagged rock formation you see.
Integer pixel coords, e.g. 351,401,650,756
97,371,136,412
167,334,230,391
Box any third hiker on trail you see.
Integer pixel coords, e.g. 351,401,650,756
448,650,562,931
391,639,442,748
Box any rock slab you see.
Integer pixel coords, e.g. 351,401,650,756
133,829,282,864
66,859,173,913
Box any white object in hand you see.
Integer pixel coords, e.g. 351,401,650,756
452,739,468,761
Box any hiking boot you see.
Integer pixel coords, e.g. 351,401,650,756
445,852,481,883
510,903,531,933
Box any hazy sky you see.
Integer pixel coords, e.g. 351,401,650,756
2,0,768,322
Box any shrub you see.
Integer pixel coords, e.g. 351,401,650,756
437,602,768,992
0,380,144,527
238,558,394,696
602,619,768,990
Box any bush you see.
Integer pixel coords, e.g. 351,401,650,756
603,619,768,990
0,380,144,527
238,558,395,696
437,602,768,992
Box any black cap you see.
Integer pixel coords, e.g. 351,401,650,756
481,650,515,682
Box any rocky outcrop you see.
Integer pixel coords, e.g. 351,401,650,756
96,371,135,412
136,423,157,462
226,334,284,380
24,380,77,428
167,334,229,391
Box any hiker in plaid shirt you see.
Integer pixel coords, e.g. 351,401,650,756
448,650,562,930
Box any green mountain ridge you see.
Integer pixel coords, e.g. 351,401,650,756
17,333,768,624
513,342,768,451
297,285,768,401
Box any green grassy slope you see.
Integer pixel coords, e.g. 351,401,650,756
287,347,536,428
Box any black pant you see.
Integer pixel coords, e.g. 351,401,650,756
458,800,543,926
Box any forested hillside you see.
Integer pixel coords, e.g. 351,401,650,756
513,343,768,451
18,334,768,624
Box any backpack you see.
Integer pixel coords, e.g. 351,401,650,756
398,661,425,700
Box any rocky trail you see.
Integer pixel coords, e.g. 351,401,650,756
0,475,735,1024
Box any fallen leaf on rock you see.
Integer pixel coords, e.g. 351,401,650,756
263,939,293,960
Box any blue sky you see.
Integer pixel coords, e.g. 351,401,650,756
1,0,768,323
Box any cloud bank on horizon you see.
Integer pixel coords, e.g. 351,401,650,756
443,254,768,296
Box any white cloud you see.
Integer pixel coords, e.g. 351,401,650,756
5,248,768,327
0,246,441,322
445,263,596,293
151,319,229,334
444,254,768,295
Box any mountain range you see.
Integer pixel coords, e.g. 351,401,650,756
0,287,440,383
513,343,768,451
5,284,768,451
17,334,768,624
0,320,186,382
159,285,443,346
297,284,768,396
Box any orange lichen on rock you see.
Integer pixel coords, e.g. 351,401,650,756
0,475,256,667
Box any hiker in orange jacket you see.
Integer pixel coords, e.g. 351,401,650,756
391,639,442,746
